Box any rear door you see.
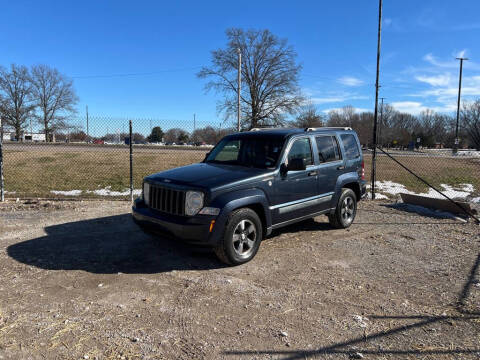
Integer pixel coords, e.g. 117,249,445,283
313,134,344,210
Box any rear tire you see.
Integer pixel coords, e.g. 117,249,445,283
328,188,357,229
215,208,263,265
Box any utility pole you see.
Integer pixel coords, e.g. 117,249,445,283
237,48,242,132
454,57,468,154
193,113,196,132
370,0,383,200
86,105,89,142
378,97,386,147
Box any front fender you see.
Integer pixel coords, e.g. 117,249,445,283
208,188,271,244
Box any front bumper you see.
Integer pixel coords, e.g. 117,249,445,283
132,198,220,246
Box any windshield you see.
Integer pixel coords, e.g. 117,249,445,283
205,136,285,169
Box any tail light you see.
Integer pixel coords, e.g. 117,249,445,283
361,161,365,180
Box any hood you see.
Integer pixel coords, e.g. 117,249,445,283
146,163,272,190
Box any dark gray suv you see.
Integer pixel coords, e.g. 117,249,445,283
133,127,366,265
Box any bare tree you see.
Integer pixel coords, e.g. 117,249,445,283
462,100,480,150
30,65,78,142
198,28,304,129
0,65,35,141
291,102,324,128
164,128,190,144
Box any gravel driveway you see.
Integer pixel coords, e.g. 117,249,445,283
0,199,479,359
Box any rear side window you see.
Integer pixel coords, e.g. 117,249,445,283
287,138,313,166
315,136,341,163
340,134,360,159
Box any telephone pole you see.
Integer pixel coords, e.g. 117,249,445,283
378,97,386,147
454,57,468,154
370,0,383,200
193,113,196,131
237,48,242,132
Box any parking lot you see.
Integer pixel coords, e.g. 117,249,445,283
0,199,479,359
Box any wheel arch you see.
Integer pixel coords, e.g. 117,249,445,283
209,188,272,243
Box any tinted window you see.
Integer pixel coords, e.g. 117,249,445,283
287,138,313,166
315,136,341,163
340,134,360,159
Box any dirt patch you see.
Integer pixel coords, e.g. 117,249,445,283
0,200,479,359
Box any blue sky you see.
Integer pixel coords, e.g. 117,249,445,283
2,0,480,134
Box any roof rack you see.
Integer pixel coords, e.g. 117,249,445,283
305,127,352,132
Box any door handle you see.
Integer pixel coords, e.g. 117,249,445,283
337,165,345,170
307,171,317,176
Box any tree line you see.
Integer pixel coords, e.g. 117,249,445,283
0,64,78,141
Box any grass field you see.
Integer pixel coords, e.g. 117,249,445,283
3,146,480,198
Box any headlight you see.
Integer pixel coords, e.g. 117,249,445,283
143,182,150,205
185,191,204,216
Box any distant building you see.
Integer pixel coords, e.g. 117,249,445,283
1,132,46,142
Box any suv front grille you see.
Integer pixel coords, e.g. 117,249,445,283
149,184,185,216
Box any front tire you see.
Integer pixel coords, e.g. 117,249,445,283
215,208,263,265
328,188,357,229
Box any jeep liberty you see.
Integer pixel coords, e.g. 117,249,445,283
132,127,366,265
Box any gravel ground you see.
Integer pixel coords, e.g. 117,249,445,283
0,199,479,360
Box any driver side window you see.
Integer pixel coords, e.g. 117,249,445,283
287,138,313,166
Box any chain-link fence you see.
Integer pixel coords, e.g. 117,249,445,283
364,147,480,203
1,119,479,203
1,116,222,199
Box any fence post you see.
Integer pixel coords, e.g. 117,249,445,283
129,120,133,203
0,116,4,202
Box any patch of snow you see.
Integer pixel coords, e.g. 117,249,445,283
471,197,480,203
50,187,141,197
87,186,141,196
375,181,413,196
50,190,83,196
370,181,476,202
365,192,389,200
455,150,480,157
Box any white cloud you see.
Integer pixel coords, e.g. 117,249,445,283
390,101,456,115
390,101,426,115
423,53,457,68
415,73,452,87
311,97,345,104
337,76,364,87
321,107,370,114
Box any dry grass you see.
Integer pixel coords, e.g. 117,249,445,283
4,148,205,197
3,147,480,198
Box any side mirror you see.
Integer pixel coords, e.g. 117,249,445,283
280,163,288,177
288,158,306,171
